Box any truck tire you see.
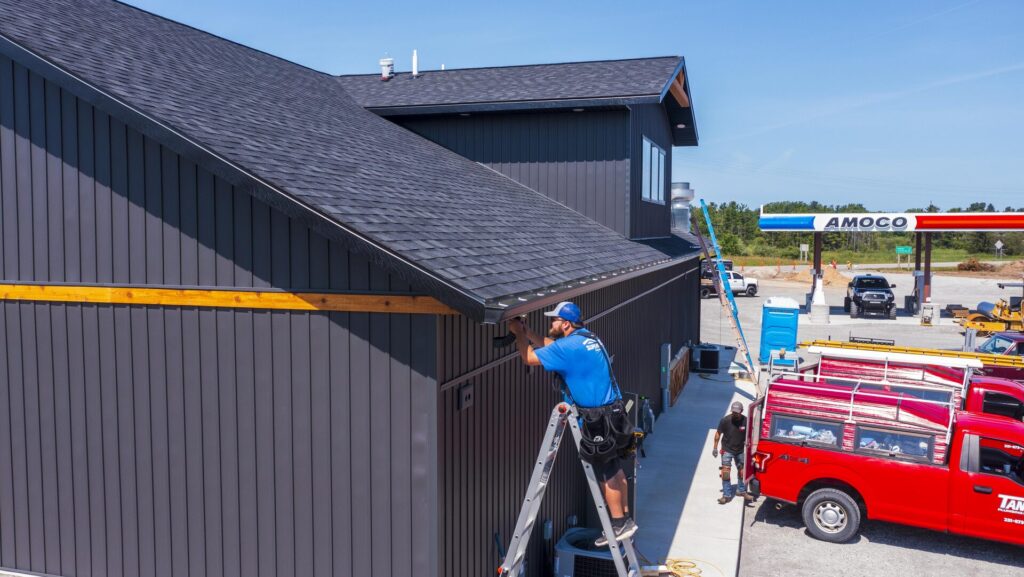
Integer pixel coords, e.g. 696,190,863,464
888,306,897,320
843,297,851,312
849,301,859,318
802,488,861,543
746,285,757,297
700,287,711,299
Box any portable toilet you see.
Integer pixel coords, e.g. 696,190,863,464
759,297,800,364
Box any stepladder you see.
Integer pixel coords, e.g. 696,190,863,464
498,403,642,577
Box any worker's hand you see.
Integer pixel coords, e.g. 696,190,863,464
712,448,719,458
508,317,525,336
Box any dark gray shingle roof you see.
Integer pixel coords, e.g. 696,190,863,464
336,57,682,109
0,0,695,321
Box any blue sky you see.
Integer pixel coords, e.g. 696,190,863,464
125,0,1024,211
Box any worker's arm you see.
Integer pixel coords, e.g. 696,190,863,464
509,318,542,366
523,324,553,348
712,431,721,458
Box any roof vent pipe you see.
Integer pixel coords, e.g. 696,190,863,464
671,181,694,233
412,49,419,77
379,56,394,81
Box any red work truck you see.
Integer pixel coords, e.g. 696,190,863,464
745,377,1024,545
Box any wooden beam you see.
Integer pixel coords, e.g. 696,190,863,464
0,283,458,315
668,72,690,108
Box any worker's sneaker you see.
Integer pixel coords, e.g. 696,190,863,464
594,518,638,547
717,496,733,505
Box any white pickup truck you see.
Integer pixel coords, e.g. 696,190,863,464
700,271,758,298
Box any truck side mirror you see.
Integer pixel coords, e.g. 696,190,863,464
890,283,896,288
847,282,853,288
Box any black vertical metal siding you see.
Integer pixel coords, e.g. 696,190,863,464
0,55,439,577
628,104,673,239
437,261,699,577
397,110,631,236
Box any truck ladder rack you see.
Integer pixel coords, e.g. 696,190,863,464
800,339,1024,369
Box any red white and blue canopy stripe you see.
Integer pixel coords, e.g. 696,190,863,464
759,211,1024,232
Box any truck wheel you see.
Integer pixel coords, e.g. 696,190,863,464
849,302,859,318
802,488,861,543
888,306,897,320
843,297,850,312
746,286,757,297
700,288,711,299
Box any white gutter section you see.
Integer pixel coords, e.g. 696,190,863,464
807,346,984,369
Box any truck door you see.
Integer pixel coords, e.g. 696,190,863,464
730,273,744,293
956,433,1024,543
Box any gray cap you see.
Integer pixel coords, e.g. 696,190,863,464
730,401,743,413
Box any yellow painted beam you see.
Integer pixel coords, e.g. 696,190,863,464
0,283,457,315
800,339,1024,368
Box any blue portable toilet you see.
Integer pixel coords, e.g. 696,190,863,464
759,297,800,364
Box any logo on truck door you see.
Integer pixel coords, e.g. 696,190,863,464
998,494,1024,515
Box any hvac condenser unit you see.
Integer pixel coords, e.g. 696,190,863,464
553,528,622,577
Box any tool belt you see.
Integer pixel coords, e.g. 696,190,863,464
577,399,635,465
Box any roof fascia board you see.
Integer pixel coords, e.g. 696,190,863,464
366,96,657,117
659,57,699,146
658,58,688,105
483,251,700,323
0,33,489,320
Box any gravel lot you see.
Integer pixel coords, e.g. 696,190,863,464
699,271,1024,576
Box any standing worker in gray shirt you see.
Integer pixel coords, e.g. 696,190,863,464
713,401,751,504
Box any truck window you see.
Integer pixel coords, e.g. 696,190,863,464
770,414,841,447
859,382,952,405
978,437,1024,485
982,391,1024,420
856,426,933,462
979,335,1013,354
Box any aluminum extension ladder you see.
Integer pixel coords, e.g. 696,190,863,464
498,403,641,577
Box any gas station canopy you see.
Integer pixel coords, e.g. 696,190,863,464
759,211,1024,232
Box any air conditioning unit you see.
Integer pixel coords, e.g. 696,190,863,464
553,528,622,577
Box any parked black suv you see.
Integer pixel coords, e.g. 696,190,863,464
845,274,897,319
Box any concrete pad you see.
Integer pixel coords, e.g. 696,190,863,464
634,364,757,577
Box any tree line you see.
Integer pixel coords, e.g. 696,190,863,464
696,201,1024,259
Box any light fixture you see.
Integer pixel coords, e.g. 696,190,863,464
459,113,471,117
572,108,584,112
676,123,687,129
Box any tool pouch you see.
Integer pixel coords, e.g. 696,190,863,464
577,399,635,465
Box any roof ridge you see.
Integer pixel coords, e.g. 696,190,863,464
335,55,680,77
111,0,331,78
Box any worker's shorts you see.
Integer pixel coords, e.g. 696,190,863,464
720,450,744,470
590,453,632,483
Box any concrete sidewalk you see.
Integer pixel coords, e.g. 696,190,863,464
634,367,756,577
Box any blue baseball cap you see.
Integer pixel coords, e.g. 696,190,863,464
543,301,582,323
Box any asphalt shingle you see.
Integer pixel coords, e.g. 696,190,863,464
336,57,683,108
0,0,696,318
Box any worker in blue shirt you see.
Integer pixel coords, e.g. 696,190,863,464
509,301,637,546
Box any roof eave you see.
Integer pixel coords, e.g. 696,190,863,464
364,95,660,117
483,250,701,324
658,57,699,146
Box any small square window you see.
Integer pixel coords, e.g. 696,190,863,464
856,426,933,461
771,414,842,447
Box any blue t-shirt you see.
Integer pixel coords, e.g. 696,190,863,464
534,330,621,408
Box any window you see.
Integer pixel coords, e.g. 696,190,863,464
978,335,1014,355
771,414,842,447
982,391,1024,420
978,436,1024,483
855,426,933,461
641,136,666,203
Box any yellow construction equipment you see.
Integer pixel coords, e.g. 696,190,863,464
957,281,1024,336
799,339,1024,369
957,299,1023,336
